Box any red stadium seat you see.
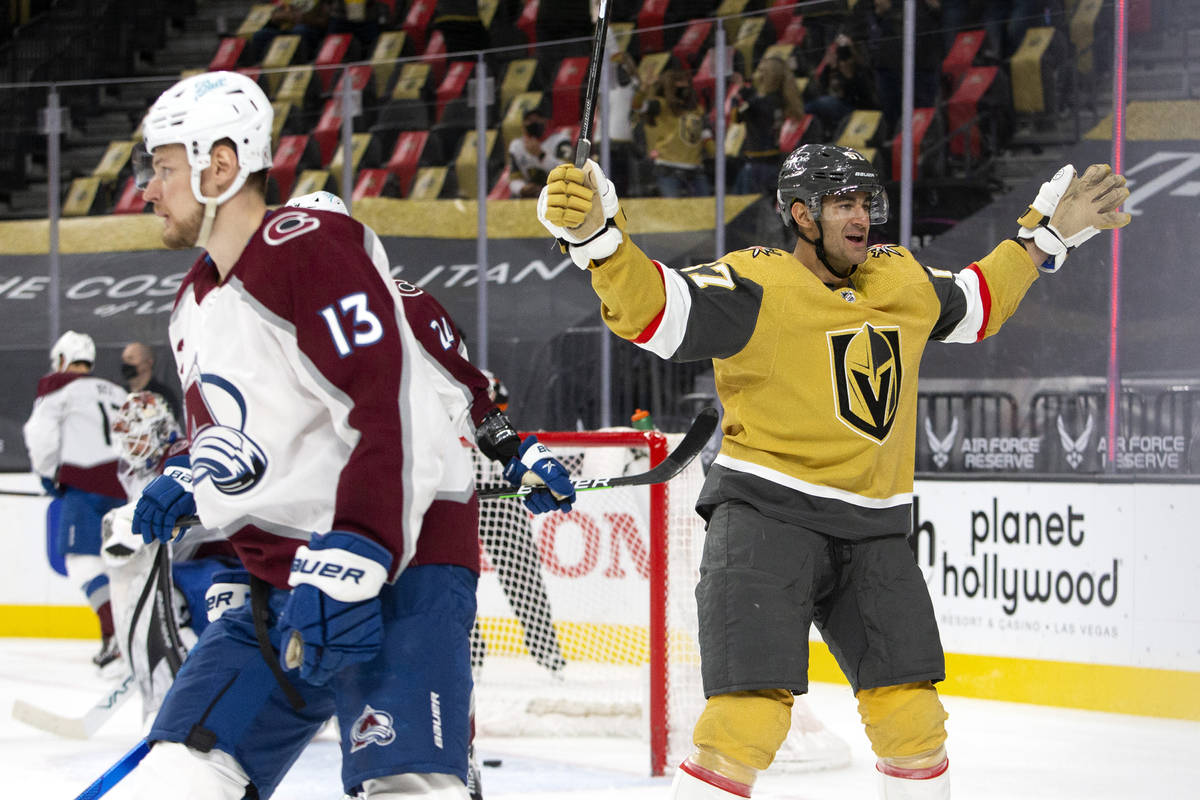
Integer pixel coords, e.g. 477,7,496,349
422,29,448,85
332,64,377,111
767,0,799,41
270,134,319,200
778,16,806,46
672,20,713,71
638,0,670,55
943,29,986,93
353,168,396,201
488,165,513,199
403,0,437,53
209,37,247,72
891,107,936,180
517,0,538,51
947,66,997,158
112,177,147,214
312,100,345,165
385,130,432,196
694,46,734,108
315,33,355,93
436,61,474,123
778,114,815,153
549,56,589,130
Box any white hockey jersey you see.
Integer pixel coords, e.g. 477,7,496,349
170,207,476,588
23,372,126,498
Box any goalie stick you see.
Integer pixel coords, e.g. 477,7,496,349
11,670,135,739
477,406,719,500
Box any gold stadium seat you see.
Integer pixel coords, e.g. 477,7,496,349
290,169,334,199
409,166,448,199
725,121,746,159
500,59,539,116
500,90,544,149
1011,26,1068,113
391,62,433,102
262,34,302,95
63,177,104,217
836,109,885,151
638,52,671,88
370,31,408,93
236,4,275,39
275,66,318,111
92,140,134,185
1070,0,1104,74
328,133,380,177
716,0,753,42
732,17,768,75
453,129,499,199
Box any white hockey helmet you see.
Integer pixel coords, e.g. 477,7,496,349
111,391,179,467
50,330,95,372
286,190,348,215
138,70,273,208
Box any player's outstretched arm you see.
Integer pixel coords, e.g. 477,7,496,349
537,159,625,268
1017,163,1132,272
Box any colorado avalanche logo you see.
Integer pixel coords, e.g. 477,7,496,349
184,370,268,495
350,704,396,753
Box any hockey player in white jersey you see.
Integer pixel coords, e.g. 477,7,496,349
23,330,127,668
120,70,482,799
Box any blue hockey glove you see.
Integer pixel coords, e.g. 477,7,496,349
278,530,394,686
132,456,196,544
502,435,576,514
40,476,64,497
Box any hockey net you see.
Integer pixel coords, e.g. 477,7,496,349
471,428,705,775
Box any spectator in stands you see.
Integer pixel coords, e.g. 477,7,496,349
599,48,644,196
249,0,331,64
804,35,878,137
508,110,573,198
849,0,944,136
731,55,807,196
433,0,490,54
638,68,714,198
120,342,181,423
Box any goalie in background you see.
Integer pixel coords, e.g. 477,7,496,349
536,147,1130,799
102,391,244,721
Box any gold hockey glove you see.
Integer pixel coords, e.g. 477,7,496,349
1017,163,1132,273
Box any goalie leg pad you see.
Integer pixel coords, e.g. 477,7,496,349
692,689,794,772
118,741,251,800
856,681,948,761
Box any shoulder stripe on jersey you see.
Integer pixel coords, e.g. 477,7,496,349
940,264,991,344
634,262,694,359
712,453,914,509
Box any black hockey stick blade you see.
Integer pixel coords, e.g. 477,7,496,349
477,406,718,500
574,0,611,167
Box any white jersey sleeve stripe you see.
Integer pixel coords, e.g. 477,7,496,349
638,261,694,359
941,266,987,344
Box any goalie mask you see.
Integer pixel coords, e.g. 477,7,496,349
776,144,889,279
112,391,179,469
50,330,95,372
137,70,273,246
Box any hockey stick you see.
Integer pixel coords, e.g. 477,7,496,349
11,670,136,739
573,0,610,167
0,487,48,497
477,406,719,500
72,738,151,800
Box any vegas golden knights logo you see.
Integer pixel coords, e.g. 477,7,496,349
827,323,902,443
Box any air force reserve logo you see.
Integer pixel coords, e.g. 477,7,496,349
183,366,269,494
828,322,902,443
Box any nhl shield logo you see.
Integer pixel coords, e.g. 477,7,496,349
350,704,397,753
828,323,902,443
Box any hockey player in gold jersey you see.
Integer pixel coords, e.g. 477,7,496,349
536,144,1131,800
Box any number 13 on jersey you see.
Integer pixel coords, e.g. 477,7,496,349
319,292,384,357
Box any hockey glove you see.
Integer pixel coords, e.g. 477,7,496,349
132,455,196,544
40,476,64,497
205,569,251,623
502,435,576,514
278,530,393,686
1017,163,1131,273
537,159,625,268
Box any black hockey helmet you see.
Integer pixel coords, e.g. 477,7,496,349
776,144,889,232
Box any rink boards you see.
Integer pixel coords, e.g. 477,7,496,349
0,472,1196,721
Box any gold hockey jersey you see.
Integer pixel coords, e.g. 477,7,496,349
588,237,1039,538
